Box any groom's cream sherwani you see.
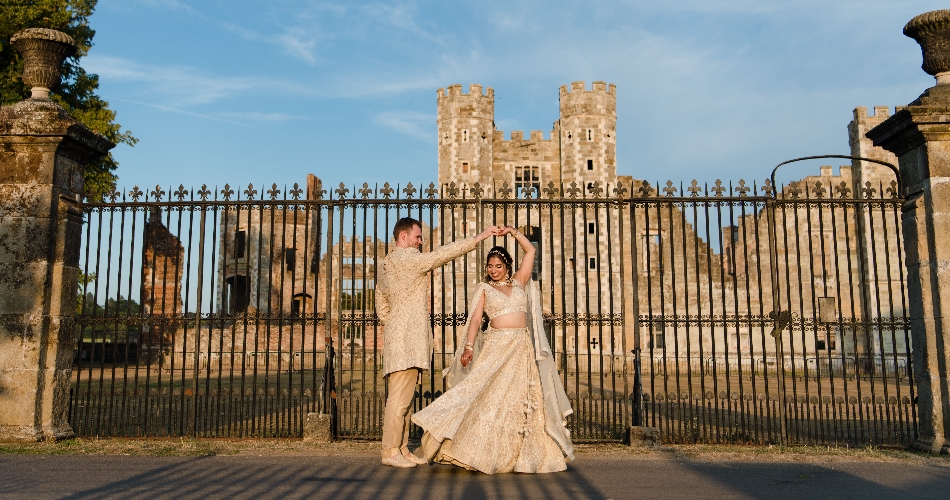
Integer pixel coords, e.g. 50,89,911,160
375,236,478,459
375,237,478,376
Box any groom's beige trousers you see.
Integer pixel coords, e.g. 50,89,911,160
381,368,418,458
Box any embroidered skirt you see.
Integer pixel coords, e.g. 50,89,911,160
411,327,568,474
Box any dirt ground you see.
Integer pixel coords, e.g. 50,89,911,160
3,438,949,467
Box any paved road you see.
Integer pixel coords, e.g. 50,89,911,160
2,453,949,499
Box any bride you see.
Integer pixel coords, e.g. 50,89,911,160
411,226,574,474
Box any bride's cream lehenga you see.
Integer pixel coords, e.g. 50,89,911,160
411,279,575,474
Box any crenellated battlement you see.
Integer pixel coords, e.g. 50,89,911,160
559,80,616,96
437,83,495,100
849,106,892,145
499,130,555,142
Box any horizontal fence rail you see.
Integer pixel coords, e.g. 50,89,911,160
71,177,915,446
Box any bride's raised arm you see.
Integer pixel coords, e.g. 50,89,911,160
507,227,536,285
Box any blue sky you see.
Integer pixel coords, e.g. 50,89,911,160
86,0,943,193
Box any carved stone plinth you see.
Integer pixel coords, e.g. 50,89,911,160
867,9,950,454
0,29,113,442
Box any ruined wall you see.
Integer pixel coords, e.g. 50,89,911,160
140,210,184,348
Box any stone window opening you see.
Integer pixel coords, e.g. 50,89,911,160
291,293,311,317
588,129,592,141
587,222,595,234
587,159,594,171
463,130,468,142
646,322,665,350
567,131,572,141
344,324,364,344
589,257,596,269
234,230,246,259
285,247,296,272
226,275,250,314
514,165,540,198
461,162,469,173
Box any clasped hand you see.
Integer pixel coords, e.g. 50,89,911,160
477,225,518,240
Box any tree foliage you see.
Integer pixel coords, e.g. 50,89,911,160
1,0,136,201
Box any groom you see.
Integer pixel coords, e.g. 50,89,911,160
375,217,498,467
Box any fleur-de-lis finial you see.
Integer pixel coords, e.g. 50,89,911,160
290,183,303,200
335,182,350,199
786,182,802,199
613,181,628,199
244,183,257,200
197,184,211,201
108,189,121,202
711,180,725,197
761,179,775,197
403,182,417,198
470,182,484,199
151,185,166,202
588,181,604,197
174,184,188,201
498,181,513,199
862,181,876,199
565,181,582,199
687,180,701,197
543,181,559,199
520,184,535,199
736,179,750,197
358,182,372,199
267,183,281,200
130,186,144,201
425,182,438,199
381,182,394,199
221,184,234,200
637,180,653,197
662,180,677,197
886,180,898,199
445,182,460,199
835,181,851,199
811,181,827,199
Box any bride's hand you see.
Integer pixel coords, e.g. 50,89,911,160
461,350,473,368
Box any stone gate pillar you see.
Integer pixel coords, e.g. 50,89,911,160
0,29,114,441
867,10,950,454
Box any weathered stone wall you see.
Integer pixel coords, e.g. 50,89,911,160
437,84,495,191
0,97,113,441
140,210,184,349
558,81,617,187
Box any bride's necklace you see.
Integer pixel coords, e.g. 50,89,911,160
488,278,512,287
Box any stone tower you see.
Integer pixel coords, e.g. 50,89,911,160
558,81,617,189
437,84,495,191
848,106,900,192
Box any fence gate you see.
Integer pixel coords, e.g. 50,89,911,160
70,170,916,446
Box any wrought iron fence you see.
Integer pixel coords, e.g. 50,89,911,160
70,173,915,446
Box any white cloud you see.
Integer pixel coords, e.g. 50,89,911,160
217,111,304,122
85,55,315,106
373,111,434,140
273,27,319,65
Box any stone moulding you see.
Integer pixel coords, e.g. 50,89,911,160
9,28,77,99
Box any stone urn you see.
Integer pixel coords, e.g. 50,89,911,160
9,28,76,99
904,10,950,85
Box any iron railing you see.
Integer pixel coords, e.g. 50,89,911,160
70,174,915,446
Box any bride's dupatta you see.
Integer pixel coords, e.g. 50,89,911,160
442,280,575,461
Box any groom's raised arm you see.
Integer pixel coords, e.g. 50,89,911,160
420,236,478,272
420,226,497,271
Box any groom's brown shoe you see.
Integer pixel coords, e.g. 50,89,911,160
382,453,416,468
403,452,427,465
